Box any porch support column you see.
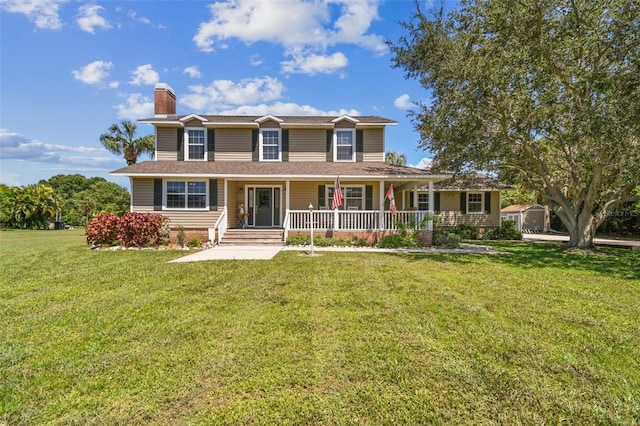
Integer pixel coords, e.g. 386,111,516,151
428,180,434,231
379,180,385,231
413,186,418,210
402,190,406,211
285,180,290,212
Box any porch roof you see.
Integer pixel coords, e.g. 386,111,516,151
111,161,451,182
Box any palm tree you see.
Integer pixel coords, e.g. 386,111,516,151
385,151,407,166
100,120,154,166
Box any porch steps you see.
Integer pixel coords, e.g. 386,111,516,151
220,228,284,246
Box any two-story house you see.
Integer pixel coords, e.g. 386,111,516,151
111,83,452,244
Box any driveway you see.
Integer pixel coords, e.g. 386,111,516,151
522,233,640,249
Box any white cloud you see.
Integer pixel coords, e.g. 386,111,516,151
129,64,160,86
183,66,201,79
394,94,413,109
192,0,386,74
414,157,434,169
0,0,69,30
127,9,165,29
71,60,113,85
0,128,104,163
180,76,285,111
250,54,264,66
76,4,112,34
218,103,359,116
281,52,348,75
115,93,154,119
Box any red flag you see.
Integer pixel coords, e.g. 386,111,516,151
331,176,343,210
385,184,396,215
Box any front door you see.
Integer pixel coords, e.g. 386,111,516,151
255,188,273,227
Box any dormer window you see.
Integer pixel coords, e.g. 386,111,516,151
334,129,355,162
260,129,281,161
186,128,206,160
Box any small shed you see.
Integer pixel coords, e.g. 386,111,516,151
501,204,547,232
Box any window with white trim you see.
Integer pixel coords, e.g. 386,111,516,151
166,180,207,209
418,193,429,211
260,129,281,161
467,192,483,214
335,129,355,161
186,128,206,160
328,185,364,210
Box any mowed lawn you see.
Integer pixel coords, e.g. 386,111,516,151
1,230,639,425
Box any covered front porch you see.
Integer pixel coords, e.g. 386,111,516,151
214,177,444,244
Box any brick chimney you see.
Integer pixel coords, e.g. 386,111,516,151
154,83,176,117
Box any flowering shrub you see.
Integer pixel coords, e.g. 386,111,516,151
86,212,168,247
86,212,121,245
118,212,167,246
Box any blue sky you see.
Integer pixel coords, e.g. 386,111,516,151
1,0,451,189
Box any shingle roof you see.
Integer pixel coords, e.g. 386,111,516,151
111,161,450,179
140,115,397,125
432,173,513,191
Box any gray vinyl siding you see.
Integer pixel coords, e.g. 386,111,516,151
132,178,155,212
362,128,384,162
156,128,178,161
288,129,326,162
436,190,501,227
132,177,221,228
215,129,252,161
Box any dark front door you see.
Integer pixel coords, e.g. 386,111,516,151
255,188,273,227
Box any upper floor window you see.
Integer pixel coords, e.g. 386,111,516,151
335,129,355,162
467,192,483,214
186,128,206,160
166,180,207,210
260,129,281,161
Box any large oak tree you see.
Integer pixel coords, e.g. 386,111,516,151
389,0,639,248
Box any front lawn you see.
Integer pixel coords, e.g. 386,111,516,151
1,230,639,424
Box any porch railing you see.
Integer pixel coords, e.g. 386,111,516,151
212,207,227,244
285,210,433,232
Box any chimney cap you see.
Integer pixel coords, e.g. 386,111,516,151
154,83,175,97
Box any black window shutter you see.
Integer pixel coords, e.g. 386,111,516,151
485,191,491,214
409,193,415,208
365,185,373,210
153,179,163,211
177,129,184,161
318,185,326,209
434,192,440,212
209,179,218,210
460,192,467,213
207,129,215,162
356,130,364,162
326,130,333,162
252,129,259,162
282,129,289,162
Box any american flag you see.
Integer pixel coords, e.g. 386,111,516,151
331,176,343,210
385,184,396,215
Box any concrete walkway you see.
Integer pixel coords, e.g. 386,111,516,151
523,233,640,249
168,245,283,262
168,243,510,262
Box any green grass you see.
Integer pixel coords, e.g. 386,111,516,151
1,229,639,425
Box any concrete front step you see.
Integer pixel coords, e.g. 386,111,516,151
220,228,284,246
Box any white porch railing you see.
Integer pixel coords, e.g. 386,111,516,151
211,207,227,244
285,210,433,231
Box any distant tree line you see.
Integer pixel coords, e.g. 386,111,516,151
0,174,130,229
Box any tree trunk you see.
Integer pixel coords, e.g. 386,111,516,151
565,213,597,250
124,148,138,166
